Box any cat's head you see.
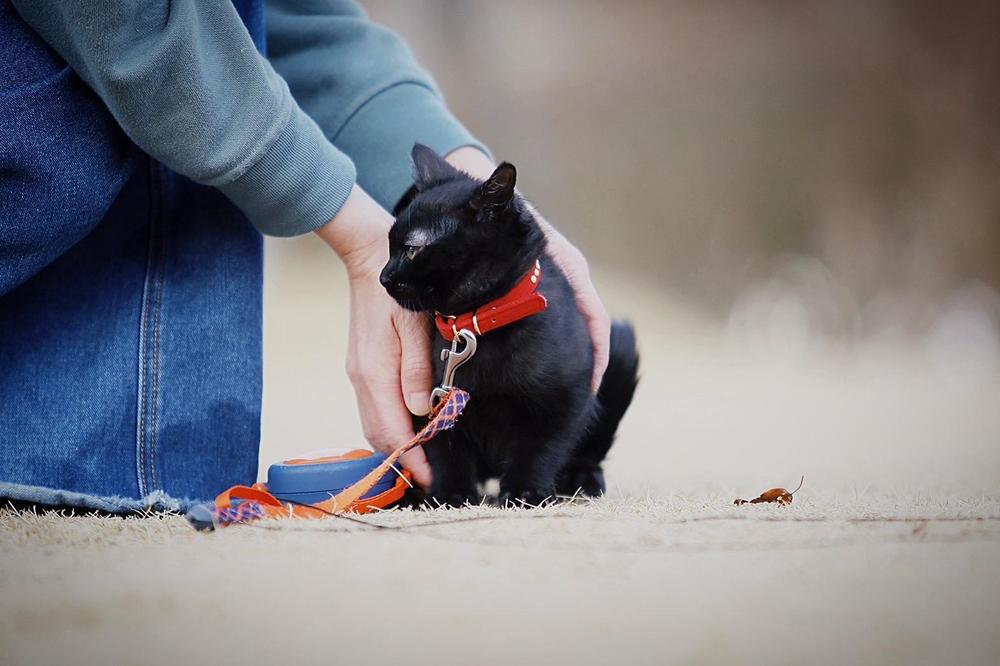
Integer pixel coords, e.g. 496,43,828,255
379,144,545,314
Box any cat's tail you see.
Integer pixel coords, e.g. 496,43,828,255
558,320,640,496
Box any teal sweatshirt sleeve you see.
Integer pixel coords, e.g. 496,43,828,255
266,0,492,212
11,0,356,237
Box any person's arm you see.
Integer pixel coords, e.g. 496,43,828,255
315,186,435,488
266,0,489,213
11,0,355,236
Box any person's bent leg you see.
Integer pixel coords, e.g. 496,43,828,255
0,161,263,513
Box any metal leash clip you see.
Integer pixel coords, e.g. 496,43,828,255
431,329,477,407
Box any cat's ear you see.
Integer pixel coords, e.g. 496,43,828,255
471,162,516,213
411,143,462,190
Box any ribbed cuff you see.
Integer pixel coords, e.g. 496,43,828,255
218,108,357,237
333,82,492,212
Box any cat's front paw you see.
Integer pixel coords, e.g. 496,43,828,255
556,463,606,498
497,486,560,508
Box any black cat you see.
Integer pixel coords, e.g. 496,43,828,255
380,144,639,507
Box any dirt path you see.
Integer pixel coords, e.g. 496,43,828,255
2,496,998,665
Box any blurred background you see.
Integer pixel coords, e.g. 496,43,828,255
261,1,1000,493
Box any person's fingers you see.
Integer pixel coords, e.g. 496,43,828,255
395,311,436,487
350,372,434,489
346,369,403,453
576,281,611,392
395,310,434,416
537,226,611,394
556,247,611,393
399,448,433,489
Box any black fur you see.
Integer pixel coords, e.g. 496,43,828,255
380,144,639,506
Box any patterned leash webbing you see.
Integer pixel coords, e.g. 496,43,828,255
215,502,267,525
412,388,469,444
209,388,470,528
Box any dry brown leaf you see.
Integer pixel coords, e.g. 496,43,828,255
734,476,804,506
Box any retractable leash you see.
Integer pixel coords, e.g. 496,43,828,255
186,259,546,531
186,337,475,531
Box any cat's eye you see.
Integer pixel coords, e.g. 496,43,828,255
403,245,423,261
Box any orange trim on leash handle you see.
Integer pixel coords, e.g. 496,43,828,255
282,449,372,466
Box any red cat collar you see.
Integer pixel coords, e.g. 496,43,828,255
435,259,548,341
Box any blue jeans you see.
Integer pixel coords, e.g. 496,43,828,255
0,0,265,512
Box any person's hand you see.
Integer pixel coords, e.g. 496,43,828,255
316,187,435,488
446,147,611,391
529,214,611,392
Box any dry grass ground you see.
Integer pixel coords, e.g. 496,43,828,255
2,495,998,665
2,242,999,665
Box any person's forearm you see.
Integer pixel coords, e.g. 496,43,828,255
13,0,356,236
315,185,392,273
445,146,496,181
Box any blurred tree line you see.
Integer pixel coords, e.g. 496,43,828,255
364,0,1000,335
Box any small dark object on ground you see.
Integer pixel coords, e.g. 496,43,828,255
734,476,804,506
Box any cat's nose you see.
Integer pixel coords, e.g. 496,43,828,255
379,267,393,289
